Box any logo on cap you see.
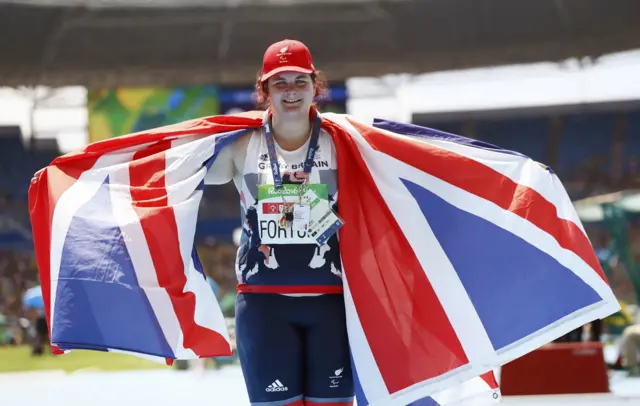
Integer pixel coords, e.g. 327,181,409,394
277,46,292,64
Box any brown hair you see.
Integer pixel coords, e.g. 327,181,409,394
253,70,329,110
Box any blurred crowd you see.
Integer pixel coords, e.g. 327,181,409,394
0,251,38,319
197,238,239,317
0,249,40,346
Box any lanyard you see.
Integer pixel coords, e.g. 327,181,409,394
263,113,322,189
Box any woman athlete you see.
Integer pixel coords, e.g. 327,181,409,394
205,39,354,406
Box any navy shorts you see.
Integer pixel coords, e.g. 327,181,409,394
235,293,354,406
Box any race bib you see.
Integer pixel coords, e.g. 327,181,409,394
257,184,342,245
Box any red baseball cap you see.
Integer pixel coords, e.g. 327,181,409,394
260,39,316,82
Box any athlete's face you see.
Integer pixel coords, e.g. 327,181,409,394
266,72,315,120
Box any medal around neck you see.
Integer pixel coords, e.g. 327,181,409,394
257,112,342,245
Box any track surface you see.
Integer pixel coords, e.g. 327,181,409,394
1,367,638,406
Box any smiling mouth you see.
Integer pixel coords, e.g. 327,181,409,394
283,99,302,104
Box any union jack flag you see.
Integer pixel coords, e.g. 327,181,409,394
29,111,619,405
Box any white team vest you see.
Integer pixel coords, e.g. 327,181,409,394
238,129,338,218
234,128,340,285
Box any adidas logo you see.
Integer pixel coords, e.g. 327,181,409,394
265,379,288,392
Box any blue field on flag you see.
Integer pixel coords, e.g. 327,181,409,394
403,179,603,350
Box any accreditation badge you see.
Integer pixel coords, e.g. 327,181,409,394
257,184,343,245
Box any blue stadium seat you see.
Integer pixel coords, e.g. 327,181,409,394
0,129,27,199
625,111,640,161
556,113,614,174
0,127,61,202
475,118,549,163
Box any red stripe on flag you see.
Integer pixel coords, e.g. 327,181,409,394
349,120,606,283
480,370,499,390
129,142,231,357
29,159,100,355
51,115,262,168
326,121,469,394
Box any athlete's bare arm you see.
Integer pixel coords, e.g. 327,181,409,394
204,134,251,189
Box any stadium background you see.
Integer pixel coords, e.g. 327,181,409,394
2,0,640,403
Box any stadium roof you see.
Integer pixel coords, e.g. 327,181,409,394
1,0,640,87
